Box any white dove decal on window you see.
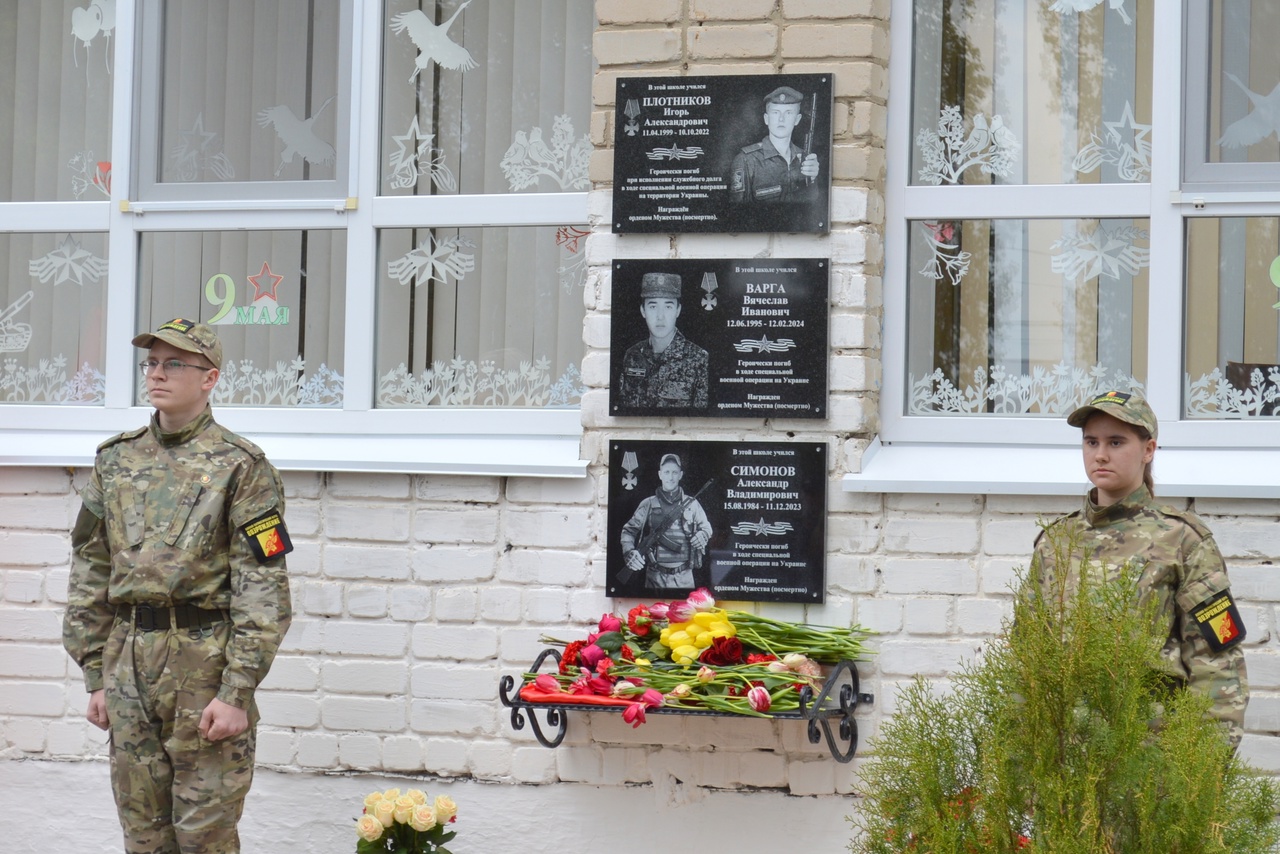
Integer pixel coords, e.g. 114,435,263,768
257,96,336,176
391,1,478,81
1219,72,1280,149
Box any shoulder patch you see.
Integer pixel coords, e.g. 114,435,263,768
97,425,148,452
240,509,293,563
1191,590,1245,652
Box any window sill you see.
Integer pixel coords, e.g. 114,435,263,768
0,408,588,477
842,437,1280,498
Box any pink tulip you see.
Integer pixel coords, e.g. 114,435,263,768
687,588,716,611
534,674,560,693
598,613,622,633
648,602,670,620
640,688,664,707
667,600,695,623
579,644,607,670
747,685,771,713
622,702,647,728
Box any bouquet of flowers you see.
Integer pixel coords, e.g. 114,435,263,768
520,588,872,725
354,788,458,854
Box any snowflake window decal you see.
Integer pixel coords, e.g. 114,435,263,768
918,221,972,285
387,235,477,287
500,115,591,192
1072,102,1151,182
910,363,1143,415
915,106,1020,185
1050,225,1150,281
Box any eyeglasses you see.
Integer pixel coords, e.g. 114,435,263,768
139,359,216,376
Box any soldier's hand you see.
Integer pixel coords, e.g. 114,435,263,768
690,531,710,550
625,550,645,571
800,153,819,179
86,689,109,730
199,697,249,742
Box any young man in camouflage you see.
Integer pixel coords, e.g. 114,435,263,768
618,272,709,410
1033,391,1248,748
619,453,712,590
63,318,293,854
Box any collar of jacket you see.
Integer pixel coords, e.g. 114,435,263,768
149,405,214,447
1082,483,1152,528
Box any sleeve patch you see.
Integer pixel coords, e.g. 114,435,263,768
239,510,293,563
1191,590,1245,652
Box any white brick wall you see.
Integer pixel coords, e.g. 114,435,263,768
4,7,1280,849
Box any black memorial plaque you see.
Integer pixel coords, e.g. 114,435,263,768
610,258,828,418
607,440,826,604
613,73,832,234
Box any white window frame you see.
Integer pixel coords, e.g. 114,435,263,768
849,0,1280,497
0,0,588,477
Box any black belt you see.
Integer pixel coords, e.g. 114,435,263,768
120,603,230,632
651,562,692,575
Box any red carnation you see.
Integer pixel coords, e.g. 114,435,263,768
746,653,778,665
627,605,653,637
620,645,635,661
559,640,586,674
699,636,744,666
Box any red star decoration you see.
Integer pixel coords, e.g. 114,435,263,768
247,262,284,302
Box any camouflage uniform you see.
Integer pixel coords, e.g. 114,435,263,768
620,486,712,590
729,134,817,205
1033,484,1248,748
618,330,709,409
63,405,292,854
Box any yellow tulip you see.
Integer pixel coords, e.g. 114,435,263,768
672,644,700,664
667,630,692,648
693,631,713,648
691,611,717,628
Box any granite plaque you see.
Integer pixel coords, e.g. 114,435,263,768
610,258,828,418
613,73,833,234
607,440,826,604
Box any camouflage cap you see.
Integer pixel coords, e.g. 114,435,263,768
659,453,683,469
640,272,682,301
764,86,804,106
132,318,223,369
1067,390,1157,440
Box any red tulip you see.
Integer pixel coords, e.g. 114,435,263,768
622,702,647,728
747,685,771,713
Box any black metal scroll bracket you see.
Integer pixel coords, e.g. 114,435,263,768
797,658,876,763
498,648,567,749
498,651,875,762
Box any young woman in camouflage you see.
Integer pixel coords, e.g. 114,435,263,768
1033,391,1248,748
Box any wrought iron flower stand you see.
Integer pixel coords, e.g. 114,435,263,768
498,648,875,762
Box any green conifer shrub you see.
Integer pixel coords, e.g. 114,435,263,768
848,529,1280,854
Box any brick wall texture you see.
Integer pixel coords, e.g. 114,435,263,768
4,0,1280,814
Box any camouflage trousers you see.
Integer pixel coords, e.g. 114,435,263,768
102,618,257,854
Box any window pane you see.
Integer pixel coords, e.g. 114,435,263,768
1208,2,1280,166
908,218,1148,415
375,225,587,407
1185,217,1280,418
0,233,107,404
380,0,593,195
137,231,345,407
0,2,114,202
911,0,1152,186
150,0,344,185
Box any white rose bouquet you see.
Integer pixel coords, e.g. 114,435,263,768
355,788,458,854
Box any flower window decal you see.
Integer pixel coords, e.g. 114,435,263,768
555,226,590,294
136,358,344,408
376,358,586,407
500,115,592,192
1049,224,1150,281
69,152,112,199
918,221,972,285
1186,368,1280,418
910,363,1143,416
1072,101,1151,182
915,106,1020,185
3,357,106,405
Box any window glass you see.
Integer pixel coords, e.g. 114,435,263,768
1185,217,1280,418
139,0,346,194
911,0,1152,186
380,0,593,196
375,225,587,407
908,218,1149,415
0,233,107,404
1207,2,1280,166
137,230,345,407
0,2,114,202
